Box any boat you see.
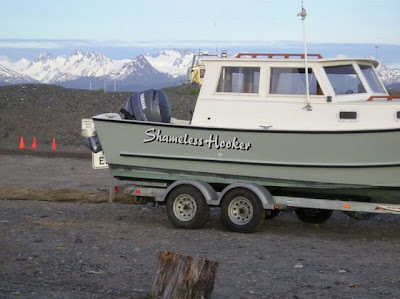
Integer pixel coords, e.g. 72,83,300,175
83,52,400,205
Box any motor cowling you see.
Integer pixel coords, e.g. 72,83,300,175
120,89,171,123
82,120,103,153
83,134,102,153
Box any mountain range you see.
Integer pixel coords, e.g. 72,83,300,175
0,64,39,85
376,64,400,90
0,49,194,91
1,49,400,91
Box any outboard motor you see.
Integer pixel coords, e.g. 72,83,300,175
82,134,102,153
120,89,171,123
82,125,102,153
83,89,171,153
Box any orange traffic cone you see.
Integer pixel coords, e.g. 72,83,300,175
19,136,26,149
32,137,38,149
51,138,57,150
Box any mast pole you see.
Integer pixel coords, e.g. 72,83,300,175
298,1,311,111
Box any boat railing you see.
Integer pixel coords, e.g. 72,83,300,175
367,95,400,101
235,53,323,59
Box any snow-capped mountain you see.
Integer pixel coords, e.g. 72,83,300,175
145,49,194,78
2,49,400,91
107,54,176,91
0,64,37,85
110,54,165,81
4,50,116,83
376,64,400,87
0,49,194,90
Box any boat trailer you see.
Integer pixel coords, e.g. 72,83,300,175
112,179,400,233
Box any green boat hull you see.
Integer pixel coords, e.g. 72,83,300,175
93,115,400,204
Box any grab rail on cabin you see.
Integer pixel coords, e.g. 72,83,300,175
367,96,400,101
235,53,323,59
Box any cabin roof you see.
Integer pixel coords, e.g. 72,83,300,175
201,56,379,67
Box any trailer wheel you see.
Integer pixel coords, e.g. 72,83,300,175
295,208,333,223
220,188,265,233
166,185,209,229
265,210,280,220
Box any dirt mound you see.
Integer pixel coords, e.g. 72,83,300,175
0,84,199,150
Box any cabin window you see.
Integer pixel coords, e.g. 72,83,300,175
270,68,322,95
397,111,400,119
216,67,260,93
359,65,386,94
339,111,357,120
324,65,366,95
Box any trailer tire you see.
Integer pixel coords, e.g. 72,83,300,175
220,188,265,233
166,185,209,229
295,208,333,223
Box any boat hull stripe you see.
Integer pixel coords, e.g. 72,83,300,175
119,152,400,168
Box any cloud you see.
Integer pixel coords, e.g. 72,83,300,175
0,38,296,49
0,41,62,49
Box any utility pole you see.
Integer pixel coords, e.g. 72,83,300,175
214,19,218,55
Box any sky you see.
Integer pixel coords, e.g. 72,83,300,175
1,0,399,44
1,0,400,67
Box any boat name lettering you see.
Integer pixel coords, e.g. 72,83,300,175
143,128,251,151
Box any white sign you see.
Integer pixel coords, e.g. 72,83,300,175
92,151,109,169
81,118,95,130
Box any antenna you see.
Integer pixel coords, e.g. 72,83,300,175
213,19,218,55
297,0,312,111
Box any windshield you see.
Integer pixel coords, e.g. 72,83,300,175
324,65,366,95
359,64,386,94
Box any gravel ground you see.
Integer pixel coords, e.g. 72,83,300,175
0,153,399,298
0,153,112,192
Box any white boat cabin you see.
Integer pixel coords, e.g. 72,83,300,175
190,53,400,131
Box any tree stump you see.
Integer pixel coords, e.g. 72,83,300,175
151,251,219,299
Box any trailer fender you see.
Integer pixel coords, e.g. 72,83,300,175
217,183,276,209
160,180,218,205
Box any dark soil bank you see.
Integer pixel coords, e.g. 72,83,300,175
0,84,198,149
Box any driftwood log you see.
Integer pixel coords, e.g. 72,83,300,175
151,251,219,299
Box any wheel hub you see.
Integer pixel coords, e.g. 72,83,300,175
173,194,197,222
228,197,254,225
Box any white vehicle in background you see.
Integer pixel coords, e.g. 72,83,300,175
186,51,218,85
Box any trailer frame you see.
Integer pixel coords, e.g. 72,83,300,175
112,179,400,233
